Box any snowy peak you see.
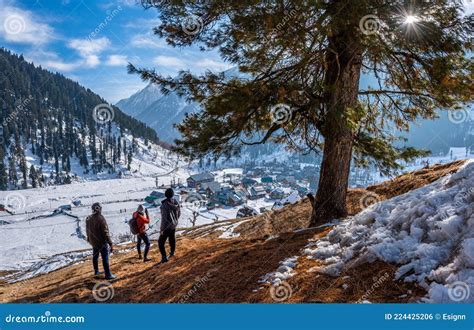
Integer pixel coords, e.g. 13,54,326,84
114,67,243,143
116,83,163,117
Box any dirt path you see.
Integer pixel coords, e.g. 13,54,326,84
0,229,320,303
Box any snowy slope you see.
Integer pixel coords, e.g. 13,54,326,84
135,92,200,143
263,160,474,303
16,128,179,184
116,83,162,117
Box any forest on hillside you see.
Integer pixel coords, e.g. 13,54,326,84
0,48,162,190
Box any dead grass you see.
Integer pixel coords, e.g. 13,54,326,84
367,160,465,199
0,230,322,303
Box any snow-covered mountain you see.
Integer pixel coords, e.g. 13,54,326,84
117,87,201,143
116,83,163,118
115,67,245,143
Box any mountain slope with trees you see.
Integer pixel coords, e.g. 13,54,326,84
0,48,164,190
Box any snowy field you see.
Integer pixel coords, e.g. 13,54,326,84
0,163,275,280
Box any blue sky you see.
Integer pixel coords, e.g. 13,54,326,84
0,0,231,103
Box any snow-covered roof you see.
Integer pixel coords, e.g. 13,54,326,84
188,172,214,182
447,147,467,157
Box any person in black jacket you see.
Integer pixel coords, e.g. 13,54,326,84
158,188,180,264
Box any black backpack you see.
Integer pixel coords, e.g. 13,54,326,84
129,216,139,235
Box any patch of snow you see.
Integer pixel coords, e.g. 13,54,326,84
307,160,474,303
259,256,298,285
261,160,474,303
218,221,247,239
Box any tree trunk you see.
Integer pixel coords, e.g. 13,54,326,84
309,34,363,227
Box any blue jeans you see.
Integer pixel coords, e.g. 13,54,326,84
92,245,111,277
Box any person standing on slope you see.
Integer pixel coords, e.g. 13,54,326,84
133,205,151,262
158,188,180,264
86,202,117,280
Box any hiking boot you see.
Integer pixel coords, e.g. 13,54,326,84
138,254,142,260
168,253,174,259
143,257,151,262
105,274,117,280
158,258,168,265
94,271,104,277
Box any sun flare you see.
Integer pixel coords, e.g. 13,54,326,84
404,15,419,24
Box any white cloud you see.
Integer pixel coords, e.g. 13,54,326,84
194,58,232,72
130,34,168,49
23,49,81,72
68,37,111,68
44,60,80,72
106,54,128,66
153,55,185,68
123,18,161,30
0,5,54,45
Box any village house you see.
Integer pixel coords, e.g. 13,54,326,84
269,188,287,200
249,186,267,200
214,188,244,206
199,181,222,197
187,172,215,188
242,177,258,187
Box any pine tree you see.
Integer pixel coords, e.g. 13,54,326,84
8,156,18,188
19,153,28,189
29,165,38,188
127,148,133,171
0,151,8,191
131,1,473,225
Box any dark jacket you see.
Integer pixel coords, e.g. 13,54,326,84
86,213,113,248
160,198,180,231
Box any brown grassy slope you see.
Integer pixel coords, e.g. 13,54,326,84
0,231,321,303
1,229,423,303
0,160,465,303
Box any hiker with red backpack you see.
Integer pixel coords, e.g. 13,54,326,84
132,205,151,262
